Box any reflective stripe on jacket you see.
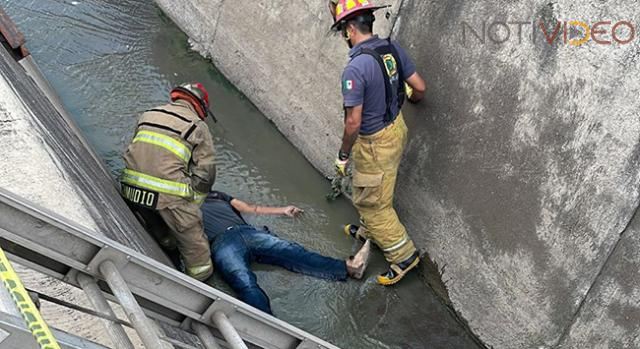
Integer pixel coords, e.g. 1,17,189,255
122,100,216,209
133,130,192,164
121,169,206,204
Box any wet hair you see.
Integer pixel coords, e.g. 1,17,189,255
345,12,375,34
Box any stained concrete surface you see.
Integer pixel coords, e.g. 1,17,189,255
155,0,640,348
392,2,640,347
557,206,640,348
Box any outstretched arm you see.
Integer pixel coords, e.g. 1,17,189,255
230,198,303,217
405,72,426,103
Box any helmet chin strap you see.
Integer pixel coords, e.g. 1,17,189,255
343,27,354,49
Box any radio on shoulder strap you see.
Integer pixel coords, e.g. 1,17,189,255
121,183,159,209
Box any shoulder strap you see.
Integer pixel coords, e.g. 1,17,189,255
385,38,406,111
358,48,394,123
354,39,407,123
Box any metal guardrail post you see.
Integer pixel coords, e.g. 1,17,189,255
99,260,163,349
192,322,223,349
211,311,248,349
76,273,135,349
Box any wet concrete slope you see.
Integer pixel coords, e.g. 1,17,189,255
156,0,640,348
392,1,640,348
557,206,640,348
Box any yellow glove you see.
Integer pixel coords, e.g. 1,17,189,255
334,157,349,177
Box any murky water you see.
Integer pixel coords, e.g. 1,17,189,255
3,1,481,348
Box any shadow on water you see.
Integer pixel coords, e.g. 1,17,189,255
3,0,481,348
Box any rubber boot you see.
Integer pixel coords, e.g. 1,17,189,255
343,224,367,243
186,260,214,282
377,251,420,286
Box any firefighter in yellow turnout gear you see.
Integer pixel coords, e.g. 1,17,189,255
331,0,427,285
122,83,217,281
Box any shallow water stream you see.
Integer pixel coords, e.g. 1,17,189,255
3,1,481,348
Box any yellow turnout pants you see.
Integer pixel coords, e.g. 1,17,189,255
352,113,417,264
158,201,212,269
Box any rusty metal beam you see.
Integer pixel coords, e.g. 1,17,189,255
0,5,28,59
0,6,24,49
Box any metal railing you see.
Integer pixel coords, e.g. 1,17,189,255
0,188,340,349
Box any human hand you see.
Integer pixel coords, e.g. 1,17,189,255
334,157,349,177
282,206,304,217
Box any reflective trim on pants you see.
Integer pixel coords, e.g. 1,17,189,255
381,236,409,253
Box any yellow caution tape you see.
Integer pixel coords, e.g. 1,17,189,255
0,247,61,349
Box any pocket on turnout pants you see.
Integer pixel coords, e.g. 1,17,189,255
352,170,384,208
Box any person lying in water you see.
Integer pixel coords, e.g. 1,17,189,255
200,191,371,315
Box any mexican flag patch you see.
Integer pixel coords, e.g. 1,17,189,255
343,79,355,91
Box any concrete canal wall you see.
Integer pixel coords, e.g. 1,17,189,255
154,0,640,348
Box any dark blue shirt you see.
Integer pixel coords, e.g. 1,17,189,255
201,191,247,241
341,36,416,135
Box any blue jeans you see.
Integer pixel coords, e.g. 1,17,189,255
211,225,348,315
